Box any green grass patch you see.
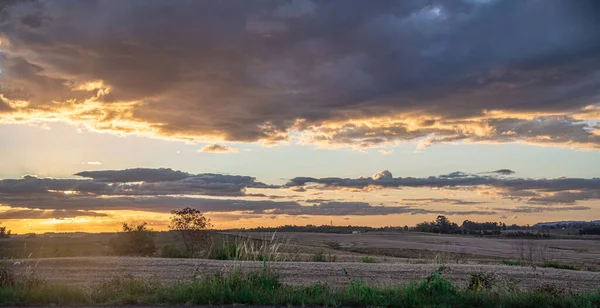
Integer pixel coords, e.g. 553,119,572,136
361,256,375,263
538,262,579,271
502,260,579,271
502,260,522,266
0,265,598,307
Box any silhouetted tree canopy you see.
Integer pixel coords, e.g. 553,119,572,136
109,222,156,256
169,207,212,256
0,225,10,239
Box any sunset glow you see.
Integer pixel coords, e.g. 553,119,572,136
1,0,599,234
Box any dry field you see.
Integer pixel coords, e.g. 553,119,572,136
233,231,600,268
6,231,600,293
9,257,600,292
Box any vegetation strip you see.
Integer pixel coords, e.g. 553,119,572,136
1,264,599,307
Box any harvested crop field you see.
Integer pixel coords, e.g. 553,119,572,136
9,257,600,292
233,231,600,268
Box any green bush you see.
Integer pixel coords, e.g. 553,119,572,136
361,256,374,263
211,242,240,260
417,271,456,296
160,245,190,258
311,250,336,262
467,273,494,292
109,222,156,256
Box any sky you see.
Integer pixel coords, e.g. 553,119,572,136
0,0,599,233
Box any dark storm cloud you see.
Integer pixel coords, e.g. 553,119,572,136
0,168,273,197
268,201,496,216
527,191,600,205
0,168,597,217
481,169,515,176
288,170,600,204
0,194,300,213
75,168,192,182
287,170,600,192
0,0,599,147
0,194,496,217
0,209,107,219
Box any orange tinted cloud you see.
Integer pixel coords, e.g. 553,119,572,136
0,1,599,149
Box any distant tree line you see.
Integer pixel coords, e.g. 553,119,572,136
226,224,407,234
414,216,531,236
580,226,600,235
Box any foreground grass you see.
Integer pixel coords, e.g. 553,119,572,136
1,267,599,307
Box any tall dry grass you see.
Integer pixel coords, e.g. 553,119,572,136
209,232,293,261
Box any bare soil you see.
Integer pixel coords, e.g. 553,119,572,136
9,257,600,292
233,231,600,268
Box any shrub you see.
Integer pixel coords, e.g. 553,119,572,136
467,273,494,292
211,242,240,260
417,271,456,296
0,226,10,239
311,250,336,262
361,256,374,263
109,222,156,256
160,245,190,258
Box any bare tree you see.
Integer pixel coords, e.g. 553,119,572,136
511,239,552,268
169,208,212,257
511,239,526,262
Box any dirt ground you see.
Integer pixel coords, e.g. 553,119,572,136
9,257,600,292
232,231,600,268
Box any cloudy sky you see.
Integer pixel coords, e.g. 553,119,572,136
0,0,599,233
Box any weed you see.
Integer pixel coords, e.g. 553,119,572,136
361,256,374,263
418,271,456,296
1,268,599,307
311,249,337,262
0,262,15,287
467,272,494,292
502,260,522,266
209,232,287,261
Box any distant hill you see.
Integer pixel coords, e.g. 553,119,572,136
534,220,600,228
